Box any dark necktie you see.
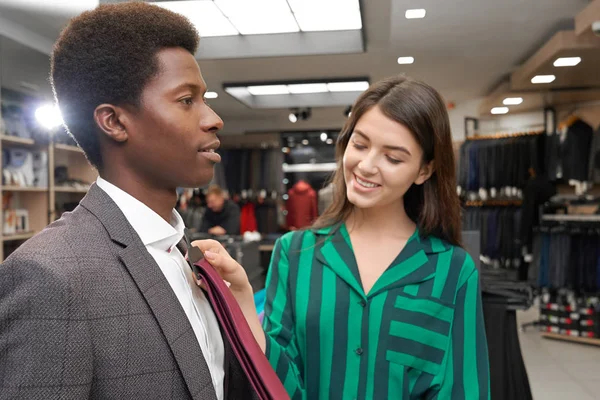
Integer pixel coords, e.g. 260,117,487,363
178,230,289,400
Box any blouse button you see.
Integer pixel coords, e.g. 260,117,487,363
355,348,364,355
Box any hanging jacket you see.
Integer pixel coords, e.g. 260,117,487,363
285,180,318,229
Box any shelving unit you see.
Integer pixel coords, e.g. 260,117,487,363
3,232,35,241
1,135,35,146
0,136,98,261
542,333,600,347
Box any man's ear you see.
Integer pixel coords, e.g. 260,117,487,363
415,160,434,185
94,104,129,143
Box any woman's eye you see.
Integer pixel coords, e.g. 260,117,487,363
387,157,401,165
353,143,367,150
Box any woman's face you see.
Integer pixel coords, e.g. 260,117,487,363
343,105,433,211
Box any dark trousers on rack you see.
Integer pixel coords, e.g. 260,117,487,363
483,295,533,400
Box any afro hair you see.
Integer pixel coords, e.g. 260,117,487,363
51,2,200,170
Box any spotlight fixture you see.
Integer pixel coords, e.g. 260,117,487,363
320,132,328,142
288,107,312,123
344,105,352,117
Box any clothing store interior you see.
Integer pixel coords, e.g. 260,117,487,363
1,0,600,399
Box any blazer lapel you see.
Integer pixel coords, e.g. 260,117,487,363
80,184,217,400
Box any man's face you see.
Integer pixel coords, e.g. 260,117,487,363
121,47,223,189
206,193,225,212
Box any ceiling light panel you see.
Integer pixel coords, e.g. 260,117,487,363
204,91,219,99
531,75,556,84
215,0,299,35
491,107,509,115
288,83,329,94
247,85,290,95
327,81,370,92
405,9,426,19
155,1,239,37
503,97,523,105
288,0,362,32
397,56,415,65
553,57,582,67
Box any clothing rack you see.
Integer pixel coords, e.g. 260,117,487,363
465,199,523,207
466,129,544,141
527,214,600,344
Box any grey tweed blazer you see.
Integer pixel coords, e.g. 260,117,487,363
0,184,258,399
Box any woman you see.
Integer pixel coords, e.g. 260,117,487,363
195,75,490,399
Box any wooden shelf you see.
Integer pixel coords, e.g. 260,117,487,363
2,186,48,192
54,186,89,194
2,232,35,242
1,135,35,146
54,143,83,153
542,332,600,347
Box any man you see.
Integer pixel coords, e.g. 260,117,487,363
0,3,255,399
200,185,241,235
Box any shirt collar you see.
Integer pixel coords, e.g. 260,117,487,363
96,177,184,252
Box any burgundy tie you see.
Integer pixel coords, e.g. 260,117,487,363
179,233,290,400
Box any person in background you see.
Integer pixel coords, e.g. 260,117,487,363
192,75,491,399
200,184,241,235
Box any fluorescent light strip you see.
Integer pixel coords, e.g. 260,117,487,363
288,83,329,94
405,9,426,19
531,75,556,84
491,107,509,115
553,57,581,67
238,81,370,96
327,81,369,92
503,97,523,105
247,85,290,95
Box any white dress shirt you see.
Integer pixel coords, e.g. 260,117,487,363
96,177,224,400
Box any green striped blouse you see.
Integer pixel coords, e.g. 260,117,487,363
263,223,490,400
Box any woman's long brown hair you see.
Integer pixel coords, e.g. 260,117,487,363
312,75,462,246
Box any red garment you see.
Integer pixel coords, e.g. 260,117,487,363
285,180,318,229
240,202,257,234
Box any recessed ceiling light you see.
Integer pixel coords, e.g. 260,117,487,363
204,91,219,99
503,97,523,105
531,75,556,84
155,1,239,37
491,107,509,115
289,113,298,123
214,0,299,35
553,57,581,67
247,85,289,95
288,83,329,94
397,56,415,65
405,9,426,19
327,81,369,92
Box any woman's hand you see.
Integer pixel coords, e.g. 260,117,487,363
190,239,253,297
190,239,266,352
